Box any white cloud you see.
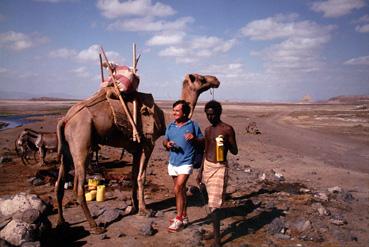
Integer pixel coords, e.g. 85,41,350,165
214,39,237,53
241,14,335,73
344,55,369,65
311,0,366,18
18,72,40,79
107,16,193,32
158,46,187,57
190,36,236,53
71,66,90,78
241,14,299,40
77,45,101,61
146,32,185,46
49,48,77,58
200,63,267,97
157,36,236,64
34,0,78,2
49,44,123,64
191,36,222,49
356,24,369,32
203,63,248,79
241,14,334,41
0,31,49,51
354,15,369,33
97,0,175,19
356,14,369,22
86,45,123,63
0,67,9,74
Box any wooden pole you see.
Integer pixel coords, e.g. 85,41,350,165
132,43,138,142
132,43,137,73
99,53,104,82
100,46,141,143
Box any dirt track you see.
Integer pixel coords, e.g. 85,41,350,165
0,100,368,246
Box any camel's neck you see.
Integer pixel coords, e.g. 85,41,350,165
181,85,199,119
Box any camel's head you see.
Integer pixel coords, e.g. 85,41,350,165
181,73,220,118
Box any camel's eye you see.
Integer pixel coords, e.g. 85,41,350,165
200,77,206,84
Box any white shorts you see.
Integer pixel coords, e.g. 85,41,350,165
168,163,193,176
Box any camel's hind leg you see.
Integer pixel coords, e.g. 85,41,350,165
55,157,67,226
74,152,105,234
73,173,78,196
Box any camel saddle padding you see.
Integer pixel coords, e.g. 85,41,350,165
62,89,112,124
104,87,160,144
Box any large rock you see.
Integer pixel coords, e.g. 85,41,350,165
0,219,36,246
96,208,123,227
267,217,286,235
13,209,40,224
290,218,311,233
0,193,46,217
0,193,51,246
139,220,156,236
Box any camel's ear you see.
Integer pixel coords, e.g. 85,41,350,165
187,74,196,83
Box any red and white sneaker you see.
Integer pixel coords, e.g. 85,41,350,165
170,216,189,226
168,218,184,232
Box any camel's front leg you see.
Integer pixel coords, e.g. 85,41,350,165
137,150,147,215
137,147,153,215
131,150,140,214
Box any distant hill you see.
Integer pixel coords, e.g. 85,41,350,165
0,90,80,100
0,91,37,99
325,95,369,104
29,97,80,101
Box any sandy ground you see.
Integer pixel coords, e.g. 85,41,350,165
0,99,368,246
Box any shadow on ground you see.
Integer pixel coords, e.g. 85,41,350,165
41,225,89,247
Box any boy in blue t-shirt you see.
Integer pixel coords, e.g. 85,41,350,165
163,100,203,232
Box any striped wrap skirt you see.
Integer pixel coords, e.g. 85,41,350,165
202,159,228,209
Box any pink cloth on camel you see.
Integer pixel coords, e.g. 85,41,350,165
104,65,139,94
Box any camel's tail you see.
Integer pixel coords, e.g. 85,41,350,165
56,118,65,162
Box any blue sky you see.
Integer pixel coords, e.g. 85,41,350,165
0,0,368,102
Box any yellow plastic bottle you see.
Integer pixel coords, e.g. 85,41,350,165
88,178,99,191
96,185,106,202
215,135,224,162
85,190,97,201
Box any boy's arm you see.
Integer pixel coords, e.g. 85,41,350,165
196,163,204,185
228,126,238,155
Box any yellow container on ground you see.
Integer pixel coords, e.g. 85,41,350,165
85,190,97,201
88,178,99,190
96,185,106,202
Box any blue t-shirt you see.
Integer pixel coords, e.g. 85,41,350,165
164,120,203,166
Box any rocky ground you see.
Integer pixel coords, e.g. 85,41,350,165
0,99,368,247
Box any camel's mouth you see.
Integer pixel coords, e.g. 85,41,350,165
205,75,220,89
212,81,220,88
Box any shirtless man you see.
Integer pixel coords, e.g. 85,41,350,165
197,100,238,247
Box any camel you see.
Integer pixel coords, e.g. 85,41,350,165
55,73,220,233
